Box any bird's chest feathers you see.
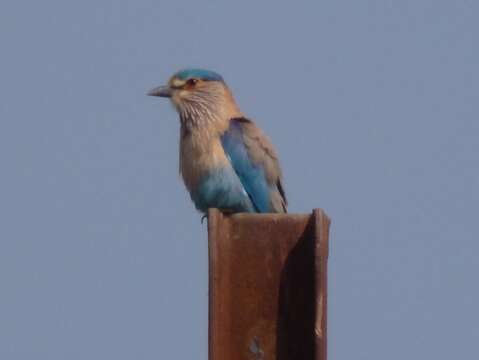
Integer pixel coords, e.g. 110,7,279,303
180,129,230,191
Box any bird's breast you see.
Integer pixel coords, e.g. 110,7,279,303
180,130,230,192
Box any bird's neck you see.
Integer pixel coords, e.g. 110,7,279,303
179,94,242,137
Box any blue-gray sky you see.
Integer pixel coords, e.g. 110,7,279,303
1,1,478,359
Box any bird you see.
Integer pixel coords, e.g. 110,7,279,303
147,69,287,214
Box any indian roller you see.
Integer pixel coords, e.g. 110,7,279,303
147,69,287,214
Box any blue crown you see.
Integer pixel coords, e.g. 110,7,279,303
175,68,224,82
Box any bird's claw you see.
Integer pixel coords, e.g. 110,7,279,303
201,214,208,224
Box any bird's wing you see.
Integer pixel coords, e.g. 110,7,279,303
220,117,287,213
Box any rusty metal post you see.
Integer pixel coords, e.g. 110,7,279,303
208,209,330,360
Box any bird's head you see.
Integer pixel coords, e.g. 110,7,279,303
148,69,240,123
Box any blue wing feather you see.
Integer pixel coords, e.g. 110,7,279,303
220,120,272,213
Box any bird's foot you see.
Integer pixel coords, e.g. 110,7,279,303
201,214,208,224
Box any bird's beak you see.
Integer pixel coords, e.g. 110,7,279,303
147,85,172,98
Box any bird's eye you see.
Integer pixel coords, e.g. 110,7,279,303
186,78,199,87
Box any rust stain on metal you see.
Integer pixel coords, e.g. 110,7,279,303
208,208,331,360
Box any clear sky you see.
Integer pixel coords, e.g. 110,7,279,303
1,1,477,359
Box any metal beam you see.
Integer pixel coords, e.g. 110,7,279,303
208,209,330,360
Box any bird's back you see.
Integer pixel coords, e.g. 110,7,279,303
221,117,287,213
